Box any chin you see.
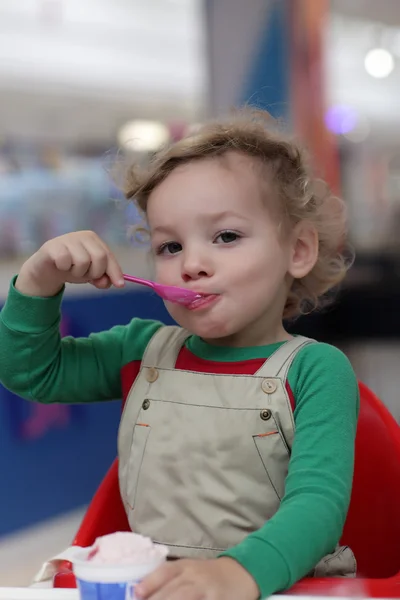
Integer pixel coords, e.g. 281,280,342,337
185,318,233,340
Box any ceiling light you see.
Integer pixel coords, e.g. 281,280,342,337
364,48,394,78
118,120,169,152
325,105,357,135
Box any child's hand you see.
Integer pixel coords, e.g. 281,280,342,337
16,231,125,297
135,557,260,600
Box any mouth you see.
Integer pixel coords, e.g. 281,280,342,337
187,294,220,311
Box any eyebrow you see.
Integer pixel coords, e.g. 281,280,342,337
151,210,250,235
206,210,251,223
151,225,177,236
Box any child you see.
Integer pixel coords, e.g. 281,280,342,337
0,109,359,600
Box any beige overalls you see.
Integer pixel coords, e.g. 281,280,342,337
118,326,356,578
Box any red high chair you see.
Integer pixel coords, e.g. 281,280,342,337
54,382,400,596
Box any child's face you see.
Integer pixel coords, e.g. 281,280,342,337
147,152,296,346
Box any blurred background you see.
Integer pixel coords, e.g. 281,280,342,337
0,0,399,585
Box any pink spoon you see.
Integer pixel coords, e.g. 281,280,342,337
123,274,203,306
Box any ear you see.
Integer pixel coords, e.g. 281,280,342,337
288,221,318,279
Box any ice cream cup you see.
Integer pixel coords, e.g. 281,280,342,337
71,545,168,600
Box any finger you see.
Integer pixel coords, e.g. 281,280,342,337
90,238,125,288
48,243,74,273
105,248,125,288
82,233,124,288
67,243,92,279
82,239,109,281
149,580,199,600
135,562,181,598
89,275,112,289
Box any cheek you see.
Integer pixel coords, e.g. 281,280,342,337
154,260,177,283
228,250,288,296
154,262,163,280
163,302,178,319
227,252,272,283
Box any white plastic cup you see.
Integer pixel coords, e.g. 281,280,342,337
71,546,168,600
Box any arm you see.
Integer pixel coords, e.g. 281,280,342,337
0,230,130,403
0,277,162,404
220,343,359,598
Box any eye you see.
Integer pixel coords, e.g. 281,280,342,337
156,241,182,255
214,230,241,244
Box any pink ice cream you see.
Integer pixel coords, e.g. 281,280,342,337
87,532,168,566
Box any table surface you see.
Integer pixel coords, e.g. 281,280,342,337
0,590,79,600
0,592,394,600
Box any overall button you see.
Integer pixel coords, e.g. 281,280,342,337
261,378,277,394
142,399,150,410
260,408,272,421
146,367,159,383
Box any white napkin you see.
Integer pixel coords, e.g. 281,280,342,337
31,547,84,585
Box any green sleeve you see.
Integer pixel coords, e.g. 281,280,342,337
221,342,359,599
0,277,163,404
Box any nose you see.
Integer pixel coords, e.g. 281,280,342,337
181,247,214,282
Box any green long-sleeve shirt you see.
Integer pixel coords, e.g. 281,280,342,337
0,278,359,598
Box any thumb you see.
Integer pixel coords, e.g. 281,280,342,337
135,562,180,598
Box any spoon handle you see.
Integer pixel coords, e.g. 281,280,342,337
123,274,154,290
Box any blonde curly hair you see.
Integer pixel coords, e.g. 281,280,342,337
124,108,353,319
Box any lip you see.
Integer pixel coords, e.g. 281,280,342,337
187,294,220,311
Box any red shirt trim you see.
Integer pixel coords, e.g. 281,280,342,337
121,346,295,411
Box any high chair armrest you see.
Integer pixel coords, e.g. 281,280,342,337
287,572,400,598
53,562,76,589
